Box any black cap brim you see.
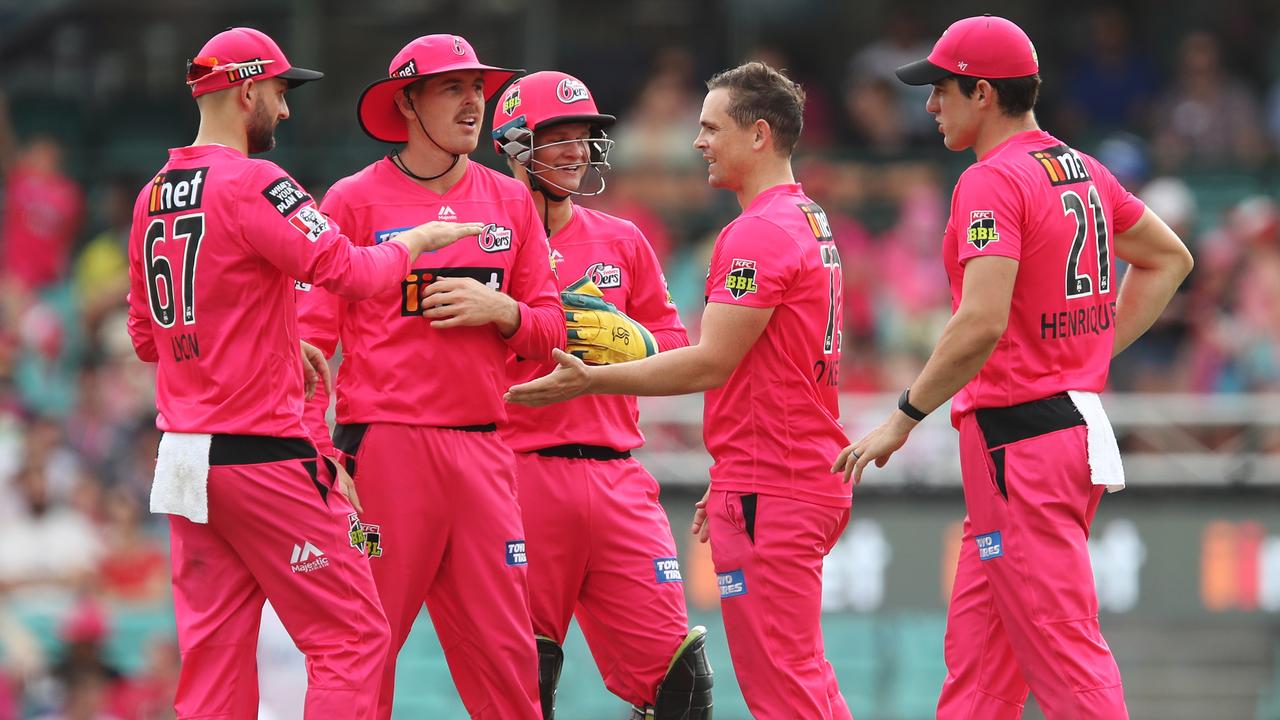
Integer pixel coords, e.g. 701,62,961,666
278,66,324,88
895,58,951,86
535,113,617,131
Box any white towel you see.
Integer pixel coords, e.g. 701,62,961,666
151,432,213,523
1067,391,1125,493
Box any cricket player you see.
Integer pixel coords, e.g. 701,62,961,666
833,15,1194,719
507,62,853,720
296,35,563,720
491,70,713,719
126,27,480,720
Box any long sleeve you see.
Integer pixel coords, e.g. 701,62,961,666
239,165,410,300
501,196,565,361
126,196,159,363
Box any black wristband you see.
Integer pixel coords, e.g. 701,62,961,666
898,387,928,422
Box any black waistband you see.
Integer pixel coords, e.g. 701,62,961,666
532,444,632,461
445,423,498,433
975,394,1085,449
207,434,316,466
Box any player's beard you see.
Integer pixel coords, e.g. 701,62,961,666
247,99,277,155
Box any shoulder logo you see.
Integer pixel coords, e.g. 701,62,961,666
1029,144,1092,186
288,204,329,242
148,167,208,216
585,261,622,289
478,223,513,253
556,78,590,104
798,202,833,240
725,258,758,299
261,176,312,217
967,210,1000,249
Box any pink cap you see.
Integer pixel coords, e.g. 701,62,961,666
186,27,322,98
491,71,615,156
895,15,1038,86
358,34,522,143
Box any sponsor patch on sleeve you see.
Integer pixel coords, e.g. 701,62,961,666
261,176,312,217
724,258,758,298
653,557,683,583
288,203,330,242
976,531,1003,561
295,280,312,291
505,540,528,566
717,569,747,598
967,210,1000,250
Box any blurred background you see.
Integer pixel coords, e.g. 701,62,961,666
1,0,1280,717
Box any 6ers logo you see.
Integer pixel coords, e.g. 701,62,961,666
452,36,466,55
556,78,590,104
585,262,621,288
478,223,512,252
725,258,758,298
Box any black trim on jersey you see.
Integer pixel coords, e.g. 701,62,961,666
532,444,631,461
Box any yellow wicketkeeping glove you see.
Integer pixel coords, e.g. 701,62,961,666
561,277,658,365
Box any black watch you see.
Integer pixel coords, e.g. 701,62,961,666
898,387,928,422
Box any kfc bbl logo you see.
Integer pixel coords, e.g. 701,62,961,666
725,258,758,299
967,211,1000,250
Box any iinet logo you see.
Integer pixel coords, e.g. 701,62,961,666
290,541,329,573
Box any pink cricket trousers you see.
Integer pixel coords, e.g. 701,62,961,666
515,450,689,707
168,434,390,720
707,489,853,719
939,395,1128,719
335,423,541,720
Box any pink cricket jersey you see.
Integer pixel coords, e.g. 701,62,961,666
703,183,849,508
944,130,1146,423
298,158,564,453
126,144,410,437
502,205,688,453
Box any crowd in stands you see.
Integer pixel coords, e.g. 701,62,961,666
2,7,1280,717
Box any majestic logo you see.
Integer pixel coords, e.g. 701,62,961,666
725,258,758,299
1029,144,1092,186
506,540,527,566
556,78,590,104
585,262,621,289
289,204,329,242
452,36,466,56
478,223,513,253
550,248,564,272
438,205,457,220
228,57,266,82
290,541,329,573
261,176,312,217
147,167,208,216
502,86,521,116
654,558,683,583
717,569,747,598
976,531,1004,561
400,267,505,316
347,513,384,558
967,210,1000,250
392,59,418,78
